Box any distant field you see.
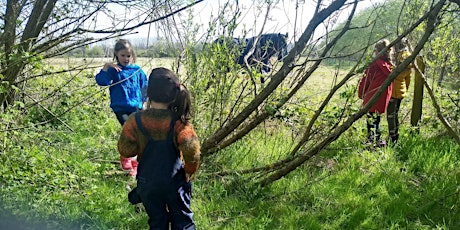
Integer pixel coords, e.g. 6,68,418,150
43,56,356,101
45,57,178,73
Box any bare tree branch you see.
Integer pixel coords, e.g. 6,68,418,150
201,0,348,155
77,0,204,34
259,0,447,187
206,0,360,156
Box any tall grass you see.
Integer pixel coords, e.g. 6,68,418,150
3,121,458,229
1,59,459,229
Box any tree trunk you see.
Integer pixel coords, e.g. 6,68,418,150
0,0,57,110
410,56,425,127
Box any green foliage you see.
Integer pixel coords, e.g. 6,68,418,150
0,74,9,94
180,23,260,138
138,39,181,58
0,82,146,228
85,46,104,57
2,0,460,227
1,59,459,229
193,126,460,229
323,0,431,66
423,3,460,90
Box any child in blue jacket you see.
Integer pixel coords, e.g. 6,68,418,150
95,39,148,177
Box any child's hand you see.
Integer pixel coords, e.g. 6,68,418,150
186,173,191,182
102,63,122,72
142,101,149,110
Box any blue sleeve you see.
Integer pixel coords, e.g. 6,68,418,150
95,69,113,86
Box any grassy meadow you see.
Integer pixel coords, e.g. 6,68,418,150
1,57,459,229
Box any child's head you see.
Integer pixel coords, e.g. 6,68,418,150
147,67,192,123
113,39,136,66
395,37,408,52
373,39,394,63
373,39,391,56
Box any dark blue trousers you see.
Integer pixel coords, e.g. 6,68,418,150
137,181,194,230
134,112,195,230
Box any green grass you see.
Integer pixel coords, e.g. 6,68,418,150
1,59,459,229
1,113,459,229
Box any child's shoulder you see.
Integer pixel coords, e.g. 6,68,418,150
125,64,141,70
174,119,195,133
374,56,391,65
399,50,411,60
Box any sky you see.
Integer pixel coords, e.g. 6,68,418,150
191,1,313,38
122,0,385,43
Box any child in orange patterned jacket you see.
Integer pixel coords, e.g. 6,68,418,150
118,67,200,229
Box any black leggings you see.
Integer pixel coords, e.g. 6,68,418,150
386,97,402,142
366,112,382,142
114,111,136,126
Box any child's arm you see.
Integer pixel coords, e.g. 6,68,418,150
378,61,392,76
358,72,370,99
176,121,201,180
140,69,149,103
95,63,122,86
117,116,140,158
402,51,412,90
102,63,122,72
95,69,112,86
405,72,411,90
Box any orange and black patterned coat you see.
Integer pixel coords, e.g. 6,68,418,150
117,109,200,175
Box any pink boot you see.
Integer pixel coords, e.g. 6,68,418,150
129,158,138,177
120,156,133,171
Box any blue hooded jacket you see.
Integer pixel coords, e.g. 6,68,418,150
95,64,148,113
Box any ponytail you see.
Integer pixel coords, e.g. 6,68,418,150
148,67,193,123
170,84,192,124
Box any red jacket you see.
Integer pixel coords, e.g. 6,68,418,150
358,56,393,113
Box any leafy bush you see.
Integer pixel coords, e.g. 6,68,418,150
1,59,459,229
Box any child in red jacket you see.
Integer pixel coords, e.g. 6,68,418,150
358,39,394,147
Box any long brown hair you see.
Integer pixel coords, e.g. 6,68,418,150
113,39,137,63
147,67,192,123
374,39,393,64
